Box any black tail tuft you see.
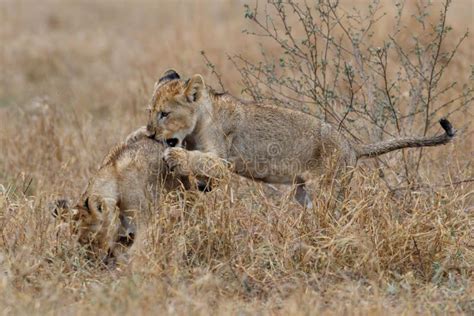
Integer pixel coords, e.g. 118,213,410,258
439,118,455,137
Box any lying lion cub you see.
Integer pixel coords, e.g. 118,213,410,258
52,136,189,261
139,69,456,208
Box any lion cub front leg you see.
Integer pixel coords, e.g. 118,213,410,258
163,147,192,175
164,147,231,182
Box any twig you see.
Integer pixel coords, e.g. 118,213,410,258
201,51,226,94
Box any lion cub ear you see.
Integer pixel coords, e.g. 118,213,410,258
50,198,71,220
184,74,204,103
158,69,180,84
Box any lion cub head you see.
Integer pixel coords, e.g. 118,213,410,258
146,69,208,147
51,195,120,258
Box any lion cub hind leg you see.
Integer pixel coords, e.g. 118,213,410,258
295,161,350,210
302,164,356,215
294,177,314,209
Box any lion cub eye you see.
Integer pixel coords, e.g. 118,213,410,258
159,111,170,119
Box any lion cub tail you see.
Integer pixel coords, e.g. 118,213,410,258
355,118,456,159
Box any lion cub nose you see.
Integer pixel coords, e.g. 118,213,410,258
197,180,212,193
166,138,179,147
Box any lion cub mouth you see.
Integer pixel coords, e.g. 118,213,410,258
166,138,179,147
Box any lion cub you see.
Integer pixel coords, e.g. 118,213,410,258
52,136,188,261
141,69,456,208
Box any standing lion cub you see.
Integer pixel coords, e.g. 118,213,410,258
52,136,189,261
136,69,455,208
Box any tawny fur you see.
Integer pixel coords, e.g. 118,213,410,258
142,69,456,207
52,136,187,260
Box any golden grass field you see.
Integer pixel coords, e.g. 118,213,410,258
0,0,473,314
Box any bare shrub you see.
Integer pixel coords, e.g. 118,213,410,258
225,0,473,189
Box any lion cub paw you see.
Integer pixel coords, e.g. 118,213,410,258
125,126,152,145
163,147,190,174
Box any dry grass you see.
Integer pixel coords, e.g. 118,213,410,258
0,0,473,314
